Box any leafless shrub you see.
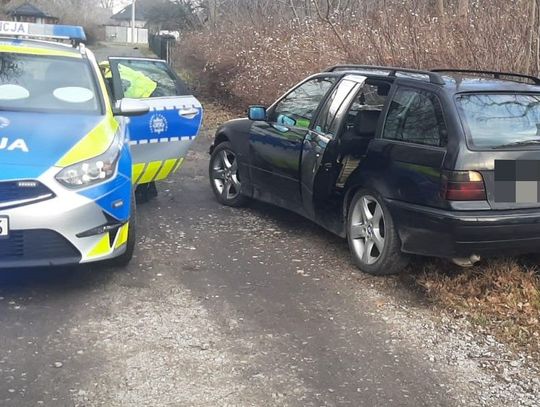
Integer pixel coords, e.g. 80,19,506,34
177,0,539,105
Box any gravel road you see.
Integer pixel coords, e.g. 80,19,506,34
0,43,538,407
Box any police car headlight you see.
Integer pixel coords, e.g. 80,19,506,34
56,134,123,188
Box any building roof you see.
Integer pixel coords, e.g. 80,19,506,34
8,2,52,18
111,4,149,21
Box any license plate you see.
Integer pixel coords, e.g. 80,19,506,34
0,216,9,238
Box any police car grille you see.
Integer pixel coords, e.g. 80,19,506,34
0,181,55,210
0,230,80,260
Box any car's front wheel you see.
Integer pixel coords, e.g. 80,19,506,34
209,142,249,207
347,189,408,275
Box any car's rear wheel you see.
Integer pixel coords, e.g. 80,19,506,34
209,142,249,207
347,189,408,275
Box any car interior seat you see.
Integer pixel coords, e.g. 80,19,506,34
340,109,382,156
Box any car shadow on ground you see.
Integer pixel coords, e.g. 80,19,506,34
247,199,345,242
0,264,116,293
239,196,521,308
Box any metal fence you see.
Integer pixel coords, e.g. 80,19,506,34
149,34,176,64
105,26,148,44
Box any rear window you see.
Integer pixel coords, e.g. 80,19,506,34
457,93,540,149
0,52,101,114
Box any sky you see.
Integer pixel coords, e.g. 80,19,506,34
113,0,132,12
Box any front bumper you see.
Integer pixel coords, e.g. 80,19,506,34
0,229,82,268
0,169,131,269
387,199,540,259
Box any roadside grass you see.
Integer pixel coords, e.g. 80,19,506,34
414,258,540,360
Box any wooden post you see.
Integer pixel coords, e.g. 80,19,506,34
537,0,540,75
436,0,445,18
527,0,537,74
131,0,136,44
458,0,469,19
208,0,217,28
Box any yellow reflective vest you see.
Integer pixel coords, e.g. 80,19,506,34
100,62,157,99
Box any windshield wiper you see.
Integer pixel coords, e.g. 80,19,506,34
493,139,540,149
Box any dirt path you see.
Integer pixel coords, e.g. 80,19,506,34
0,43,538,407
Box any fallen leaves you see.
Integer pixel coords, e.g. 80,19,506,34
416,258,540,360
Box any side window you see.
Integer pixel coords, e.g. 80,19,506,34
314,79,357,138
383,88,447,147
113,59,186,99
341,81,391,139
271,77,336,128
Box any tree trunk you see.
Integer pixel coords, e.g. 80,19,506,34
436,0,444,17
458,0,468,19
289,0,300,20
208,0,217,28
535,0,540,76
527,0,538,74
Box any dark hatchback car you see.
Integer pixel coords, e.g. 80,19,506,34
209,65,540,275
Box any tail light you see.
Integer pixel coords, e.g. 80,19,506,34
441,170,486,201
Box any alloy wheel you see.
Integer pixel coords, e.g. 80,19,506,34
211,149,241,201
349,195,386,265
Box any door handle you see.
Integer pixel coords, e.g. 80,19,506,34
179,108,198,118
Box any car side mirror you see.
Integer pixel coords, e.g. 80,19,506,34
113,98,149,117
248,105,267,121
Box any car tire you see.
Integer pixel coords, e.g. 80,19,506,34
135,181,158,204
109,193,137,268
347,189,408,275
209,142,249,207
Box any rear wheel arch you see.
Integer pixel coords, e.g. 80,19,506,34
342,164,372,219
343,168,383,221
343,184,363,221
343,172,374,220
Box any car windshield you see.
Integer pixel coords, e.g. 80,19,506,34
457,93,540,149
0,52,101,114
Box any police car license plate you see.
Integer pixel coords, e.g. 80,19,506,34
0,216,9,238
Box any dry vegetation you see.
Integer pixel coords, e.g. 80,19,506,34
416,259,540,360
177,0,540,104
175,0,540,358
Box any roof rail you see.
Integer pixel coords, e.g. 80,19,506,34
431,69,540,85
325,64,445,85
0,20,86,45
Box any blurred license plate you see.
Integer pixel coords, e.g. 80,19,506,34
0,216,9,238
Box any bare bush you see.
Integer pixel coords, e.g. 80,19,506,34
177,0,539,105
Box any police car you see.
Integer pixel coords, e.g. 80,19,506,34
0,22,203,268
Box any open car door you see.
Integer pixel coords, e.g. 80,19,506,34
108,57,203,185
301,77,364,215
